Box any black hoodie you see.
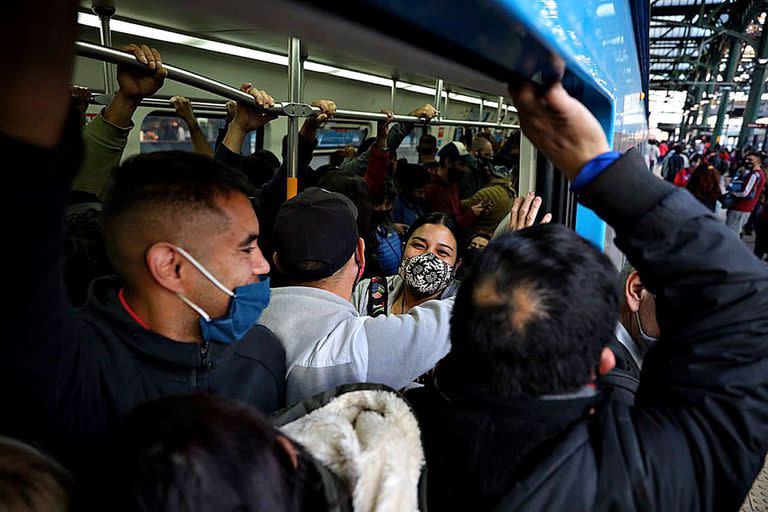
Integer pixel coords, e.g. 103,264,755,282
0,113,285,474
407,150,768,512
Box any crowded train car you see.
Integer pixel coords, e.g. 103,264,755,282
2,0,768,511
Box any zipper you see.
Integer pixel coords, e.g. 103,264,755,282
200,338,211,370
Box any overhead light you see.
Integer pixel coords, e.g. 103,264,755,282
77,12,508,108
78,13,288,65
304,61,391,87
759,58,768,65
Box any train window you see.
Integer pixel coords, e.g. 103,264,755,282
315,125,369,150
396,128,425,163
139,112,259,154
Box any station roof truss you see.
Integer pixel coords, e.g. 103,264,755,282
649,0,767,92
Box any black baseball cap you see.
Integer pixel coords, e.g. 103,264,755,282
273,187,359,281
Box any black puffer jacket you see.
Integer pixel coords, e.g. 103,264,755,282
408,149,768,511
0,115,286,475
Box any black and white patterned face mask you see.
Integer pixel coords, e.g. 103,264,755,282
398,252,455,297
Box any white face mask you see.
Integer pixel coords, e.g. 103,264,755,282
635,310,658,345
398,252,455,297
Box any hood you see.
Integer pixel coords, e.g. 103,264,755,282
81,276,203,368
278,386,424,512
487,177,516,195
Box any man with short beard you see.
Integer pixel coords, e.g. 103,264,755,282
425,141,489,229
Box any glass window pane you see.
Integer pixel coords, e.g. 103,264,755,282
139,112,256,155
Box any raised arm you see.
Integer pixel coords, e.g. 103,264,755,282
363,110,395,197
1,0,101,448
363,297,455,390
389,103,438,151
171,96,213,157
512,79,768,511
74,44,166,196
220,82,276,157
338,103,437,176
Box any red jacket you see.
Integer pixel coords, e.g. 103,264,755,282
425,179,476,229
364,147,389,198
733,167,766,213
674,168,692,187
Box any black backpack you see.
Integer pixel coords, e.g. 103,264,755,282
664,153,684,182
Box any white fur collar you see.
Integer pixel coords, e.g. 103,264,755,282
280,390,424,512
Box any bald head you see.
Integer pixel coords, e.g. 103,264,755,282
471,136,492,153
449,223,618,397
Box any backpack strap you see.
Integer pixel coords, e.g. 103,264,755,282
367,276,389,317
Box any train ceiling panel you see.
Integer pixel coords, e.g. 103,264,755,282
78,0,518,100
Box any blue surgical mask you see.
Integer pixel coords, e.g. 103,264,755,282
175,247,271,344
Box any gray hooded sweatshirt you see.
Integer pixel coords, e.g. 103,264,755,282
259,286,453,405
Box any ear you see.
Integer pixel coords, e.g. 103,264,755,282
453,258,462,272
146,242,185,294
276,435,299,470
598,346,616,376
272,252,283,273
624,271,643,313
356,237,366,268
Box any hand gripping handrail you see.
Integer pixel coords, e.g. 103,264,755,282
75,40,519,129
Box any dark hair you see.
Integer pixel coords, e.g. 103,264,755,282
317,171,372,239
371,180,398,208
0,437,73,512
329,149,346,168
417,134,437,155
102,151,255,274
446,224,618,397
240,149,280,188
686,163,721,209
395,162,431,199
107,395,302,512
403,212,465,261
357,137,377,156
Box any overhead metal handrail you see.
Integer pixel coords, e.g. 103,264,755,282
75,40,519,129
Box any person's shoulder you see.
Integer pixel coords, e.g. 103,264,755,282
234,324,285,360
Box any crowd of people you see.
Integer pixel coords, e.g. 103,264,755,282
3,5,768,511
645,137,768,260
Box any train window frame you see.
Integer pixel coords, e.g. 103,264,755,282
138,110,263,155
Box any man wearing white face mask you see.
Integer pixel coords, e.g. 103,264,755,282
602,262,660,402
